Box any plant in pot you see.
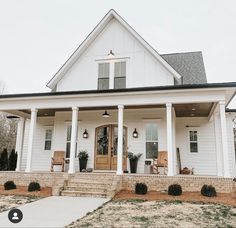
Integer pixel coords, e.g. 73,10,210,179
128,152,142,173
78,150,88,172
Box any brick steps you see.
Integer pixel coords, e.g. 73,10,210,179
61,190,107,198
60,173,115,197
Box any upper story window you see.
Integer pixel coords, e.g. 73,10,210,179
114,61,126,89
189,130,198,153
98,63,110,90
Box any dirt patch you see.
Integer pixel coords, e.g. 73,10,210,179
0,195,41,212
114,190,236,207
67,200,236,228
0,185,52,197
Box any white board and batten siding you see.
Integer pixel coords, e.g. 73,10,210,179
19,108,236,176
56,19,174,92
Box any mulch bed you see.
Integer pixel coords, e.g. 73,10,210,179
114,190,236,207
0,185,52,197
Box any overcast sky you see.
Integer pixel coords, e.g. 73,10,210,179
0,0,236,107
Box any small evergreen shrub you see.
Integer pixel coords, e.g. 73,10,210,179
201,184,217,197
8,149,17,171
0,149,9,171
28,182,41,192
4,181,16,190
168,184,182,196
135,183,148,195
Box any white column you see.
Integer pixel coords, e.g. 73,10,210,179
15,117,25,171
25,108,37,172
68,107,78,174
219,101,230,178
213,112,224,177
166,103,174,176
117,104,124,175
172,108,177,175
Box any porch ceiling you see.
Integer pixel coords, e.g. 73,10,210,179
18,103,214,118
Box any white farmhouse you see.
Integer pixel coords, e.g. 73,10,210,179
1,9,236,183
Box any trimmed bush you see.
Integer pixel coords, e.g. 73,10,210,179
135,183,148,195
201,184,217,197
4,181,16,190
168,184,182,196
28,182,41,192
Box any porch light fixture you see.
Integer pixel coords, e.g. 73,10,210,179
83,129,89,139
132,128,138,138
108,50,114,58
102,110,110,118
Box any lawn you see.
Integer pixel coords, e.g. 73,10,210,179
67,199,236,228
0,195,41,213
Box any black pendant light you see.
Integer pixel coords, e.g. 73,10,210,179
102,110,110,118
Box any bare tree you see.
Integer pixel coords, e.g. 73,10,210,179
0,81,17,153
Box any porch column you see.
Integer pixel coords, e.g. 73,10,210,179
68,107,78,174
166,103,174,176
25,108,37,172
15,117,25,171
117,104,124,175
219,101,230,178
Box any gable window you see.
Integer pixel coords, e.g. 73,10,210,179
114,61,126,89
145,123,158,159
189,130,198,153
44,129,53,150
98,63,110,90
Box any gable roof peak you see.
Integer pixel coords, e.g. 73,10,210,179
47,9,182,89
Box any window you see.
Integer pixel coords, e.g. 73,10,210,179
114,61,126,89
66,125,72,158
44,129,53,150
189,130,198,153
145,123,158,159
98,63,109,90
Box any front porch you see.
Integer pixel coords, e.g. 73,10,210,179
0,85,235,178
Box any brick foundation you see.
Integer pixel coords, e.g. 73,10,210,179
0,172,235,196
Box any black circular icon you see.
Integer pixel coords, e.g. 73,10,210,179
8,208,23,223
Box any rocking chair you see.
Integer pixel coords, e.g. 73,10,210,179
153,151,168,175
51,151,65,172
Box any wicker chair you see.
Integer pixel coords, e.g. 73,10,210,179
51,151,65,172
153,151,168,175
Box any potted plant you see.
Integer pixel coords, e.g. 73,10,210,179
128,152,142,173
78,150,89,172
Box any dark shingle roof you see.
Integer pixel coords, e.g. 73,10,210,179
161,51,207,84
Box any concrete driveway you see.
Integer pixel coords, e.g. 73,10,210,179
0,196,109,227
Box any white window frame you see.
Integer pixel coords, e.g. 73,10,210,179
44,127,53,151
97,62,110,90
114,61,126,89
96,58,128,89
145,123,158,159
188,129,199,153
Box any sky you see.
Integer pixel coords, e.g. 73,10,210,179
0,0,236,107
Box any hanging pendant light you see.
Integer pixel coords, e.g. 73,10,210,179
102,110,110,118
132,128,138,138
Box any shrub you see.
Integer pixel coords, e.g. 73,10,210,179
0,149,9,171
8,149,17,171
28,182,41,192
135,183,148,195
168,184,182,196
4,181,16,190
201,184,217,197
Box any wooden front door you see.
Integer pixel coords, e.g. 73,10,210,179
94,125,127,170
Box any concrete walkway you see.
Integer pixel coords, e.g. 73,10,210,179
0,196,109,227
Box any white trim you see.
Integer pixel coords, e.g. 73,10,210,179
46,9,181,89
